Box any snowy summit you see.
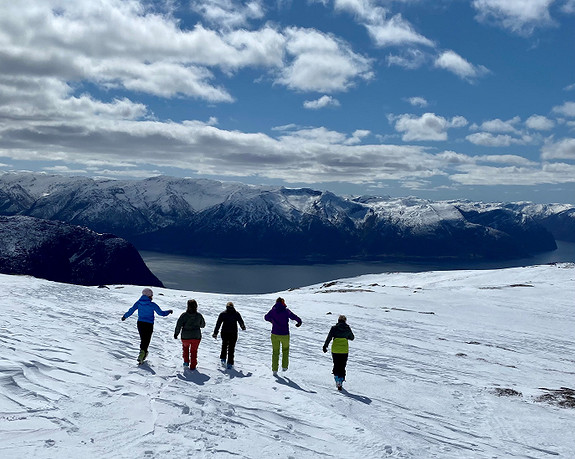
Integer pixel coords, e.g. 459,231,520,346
1,264,574,458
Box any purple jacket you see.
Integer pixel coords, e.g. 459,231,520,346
264,301,302,335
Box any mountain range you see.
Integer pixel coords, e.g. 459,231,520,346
1,172,573,262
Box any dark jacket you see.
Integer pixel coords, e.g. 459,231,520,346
324,321,355,354
174,312,206,340
264,300,302,335
213,306,246,335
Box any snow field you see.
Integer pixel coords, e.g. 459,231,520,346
0,264,574,458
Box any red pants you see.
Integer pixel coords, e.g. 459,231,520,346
181,339,201,369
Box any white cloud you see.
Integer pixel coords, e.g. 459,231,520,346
450,163,575,185
437,150,475,165
0,2,289,102
466,132,530,147
407,97,428,107
190,0,265,30
0,1,378,106
473,116,521,133
541,138,575,160
392,113,468,142
333,0,434,48
434,50,489,81
278,27,373,93
344,129,371,145
365,14,435,48
525,115,555,131
303,95,341,109
472,0,555,34
476,155,537,166
0,76,148,122
386,49,428,69
552,101,575,117
436,150,535,167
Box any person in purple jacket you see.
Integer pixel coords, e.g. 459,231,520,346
264,297,302,375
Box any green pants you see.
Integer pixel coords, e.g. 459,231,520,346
271,334,290,371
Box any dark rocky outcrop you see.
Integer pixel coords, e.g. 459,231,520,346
0,215,163,287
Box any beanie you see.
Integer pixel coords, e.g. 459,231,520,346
142,288,153,298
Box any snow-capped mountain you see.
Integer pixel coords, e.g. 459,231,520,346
0,215,163,287
0,171,569,261
503,202,575,243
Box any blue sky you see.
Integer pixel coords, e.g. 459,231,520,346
0,0,574,203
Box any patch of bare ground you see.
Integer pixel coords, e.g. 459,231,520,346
537,387,575,408
494,388,523,397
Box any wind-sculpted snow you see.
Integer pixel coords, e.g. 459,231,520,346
0,264,574,458
0,172,569,260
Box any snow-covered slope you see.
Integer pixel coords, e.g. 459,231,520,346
0,172,566,261
1,264,574,458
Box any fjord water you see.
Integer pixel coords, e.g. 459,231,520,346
141,241,575,294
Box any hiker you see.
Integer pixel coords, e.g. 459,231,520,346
212,301,246,369
121,288,173,364
174,299,206,370
323,315,355,390
264,297,302,375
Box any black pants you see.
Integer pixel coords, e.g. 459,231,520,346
332,353,348,379
137,321,154,352
219,332,238,365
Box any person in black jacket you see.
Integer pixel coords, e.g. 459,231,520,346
213,302,246,369
323,315,355,390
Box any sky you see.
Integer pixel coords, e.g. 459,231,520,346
2,265,574,458
0,0,574,204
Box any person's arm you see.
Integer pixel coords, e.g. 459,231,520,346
200,314,206,328
237,312,246,330
264,309,273,323
348,328,355,341
323,328,334,352
288,310,302,327
152,302,173,317
174,316,183,339
122,303,138,320
213,313,223,337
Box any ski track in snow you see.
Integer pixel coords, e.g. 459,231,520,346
0,264,574,458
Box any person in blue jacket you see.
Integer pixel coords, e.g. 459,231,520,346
122,288,173,364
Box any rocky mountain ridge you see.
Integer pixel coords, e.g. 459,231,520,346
1,172,572,261
0,215,163,287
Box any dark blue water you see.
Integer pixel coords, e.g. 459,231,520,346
141,241,575,294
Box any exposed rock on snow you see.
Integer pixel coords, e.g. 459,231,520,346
0,215,163,287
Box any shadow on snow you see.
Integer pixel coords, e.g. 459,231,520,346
218,368,253,379
274,375,317,394
177,369,211,385
339,388,372,404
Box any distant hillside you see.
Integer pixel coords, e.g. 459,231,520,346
0,215,163,287
0,172,569,261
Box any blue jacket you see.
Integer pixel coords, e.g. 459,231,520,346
123,295,171,324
